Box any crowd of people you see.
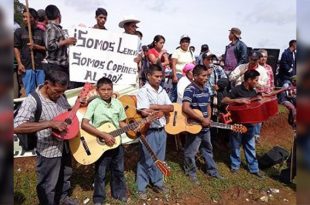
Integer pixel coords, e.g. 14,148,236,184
13,4,296,205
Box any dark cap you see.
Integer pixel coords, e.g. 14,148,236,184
37,9,46,21
201,44,209,52
229,27,242,39
96,8,108,17
202,52,217,60
250,51,262,60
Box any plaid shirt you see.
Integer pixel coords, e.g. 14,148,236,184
262,64,275,93
14,88,71,158
45,21,69,67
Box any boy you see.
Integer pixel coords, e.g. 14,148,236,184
182,65,223,185
222,69,264,178
81,77,128,205
136,64,173,200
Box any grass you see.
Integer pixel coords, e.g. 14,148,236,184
14,143,296,205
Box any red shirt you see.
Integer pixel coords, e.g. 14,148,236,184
147,48,166,68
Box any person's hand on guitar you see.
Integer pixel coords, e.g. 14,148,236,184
235,98,251,104
102,133,115,147
49,121,67,132
201,117,211,127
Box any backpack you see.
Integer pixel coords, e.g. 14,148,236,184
258,146,289,169
14,92,42,151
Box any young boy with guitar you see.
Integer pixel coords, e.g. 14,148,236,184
136,64,173,200
81,77,128,204
222,69,264,178
182,65,223,185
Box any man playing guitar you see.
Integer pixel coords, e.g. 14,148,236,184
182,65,224,185
222,69,265,178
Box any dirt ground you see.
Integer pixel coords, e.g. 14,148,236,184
14,110,296,205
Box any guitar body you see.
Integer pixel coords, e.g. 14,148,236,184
69,122,121,165
165,103,247,135
52,112,79,140
52,83,93,140
118,95,143,139
227,96,278,123
165,103,202,135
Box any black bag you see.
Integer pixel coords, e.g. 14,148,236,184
258,146,289,169
14,92,42,151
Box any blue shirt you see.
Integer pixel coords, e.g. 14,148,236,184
183,83,211,131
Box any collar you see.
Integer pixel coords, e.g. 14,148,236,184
93,24,107,30
145,82,163,93
48,20,62,28
98,97,114,108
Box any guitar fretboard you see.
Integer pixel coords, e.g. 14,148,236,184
210,121,233,130
109,118,147,137
139,135,158,162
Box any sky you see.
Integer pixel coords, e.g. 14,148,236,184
7,0,296,56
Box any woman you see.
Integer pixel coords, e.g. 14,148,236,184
147,35,169,69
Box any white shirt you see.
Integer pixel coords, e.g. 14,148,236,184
229,63,269,88
172,48,195,74
136,82,172,128
177,76,191,104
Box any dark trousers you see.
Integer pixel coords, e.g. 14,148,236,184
36,150,72,205
93,145,127,204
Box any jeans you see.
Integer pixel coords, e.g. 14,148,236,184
230,124,259,173
93,146,127,203
36,150,72,205
253,123,262,138
184,130,218,177
136,129,167,192
22,69,45,96
170,73,183,103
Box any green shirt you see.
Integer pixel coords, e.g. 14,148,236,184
83,97,127,128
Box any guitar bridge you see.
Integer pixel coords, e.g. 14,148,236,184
173,111,177,126
80,136,91,156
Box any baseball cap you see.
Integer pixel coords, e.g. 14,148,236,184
249,51,262,60
182,63,195,75
202,52,217,60
180,35,190,42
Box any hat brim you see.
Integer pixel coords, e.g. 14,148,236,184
118,19,140,28
180,37,190,41
229,30,241,39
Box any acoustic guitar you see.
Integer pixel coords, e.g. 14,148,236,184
52,83,93,140
69,112,159,165
165,103,247,135
118,95,171,176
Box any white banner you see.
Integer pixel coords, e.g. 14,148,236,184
69,27,139,84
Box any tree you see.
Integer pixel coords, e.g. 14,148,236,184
14,0,24,26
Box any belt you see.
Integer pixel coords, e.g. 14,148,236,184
148,127,164,131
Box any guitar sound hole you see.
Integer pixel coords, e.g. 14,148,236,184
65,118,72,125
97,138,106,145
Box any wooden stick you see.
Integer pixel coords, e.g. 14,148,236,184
25,0,36,70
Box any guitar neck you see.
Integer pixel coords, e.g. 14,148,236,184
139,135,158,162
210,121,233,130
109,118,146,137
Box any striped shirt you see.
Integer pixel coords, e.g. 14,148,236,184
136,82,172,128
45,21,69,67
183,83,211,131
14,87,71,158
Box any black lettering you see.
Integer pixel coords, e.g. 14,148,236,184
72,52,81,65
76,30,88,47
81,57,87,65
109,42,115,52
117,37,124,53
107,60,113,70
100,61,105,69
86,38,94,48
84,70,93,81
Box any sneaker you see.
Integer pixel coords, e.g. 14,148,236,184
211,173,225,180
251,171,265,178
189,176,201,185
152,185,169,194
230,168,239,173
94,203,102,205
59,196,79,205
137,191,148,200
